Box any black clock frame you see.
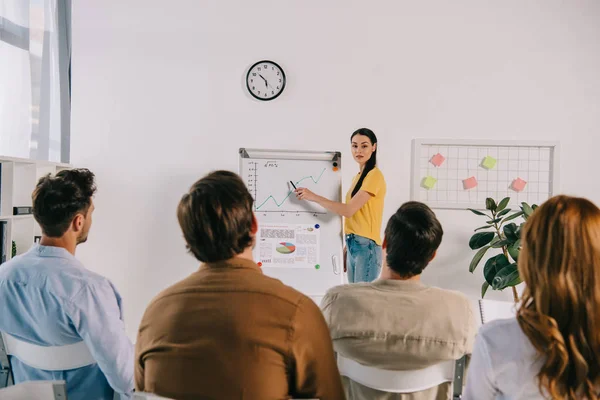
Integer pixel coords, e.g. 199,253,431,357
246,60,286,101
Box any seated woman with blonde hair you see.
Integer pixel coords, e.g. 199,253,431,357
464,195,600,400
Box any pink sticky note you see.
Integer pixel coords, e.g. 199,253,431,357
430,153,446,167
463,176,478,190
511,177,527,192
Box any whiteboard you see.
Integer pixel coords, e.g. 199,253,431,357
411,139,560,210
239,148,344,296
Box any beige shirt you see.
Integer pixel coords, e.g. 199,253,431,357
321,279,477,400
135,258,345,400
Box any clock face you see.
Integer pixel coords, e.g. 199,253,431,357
246,60,286,101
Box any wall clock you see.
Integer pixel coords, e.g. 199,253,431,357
246,60,286,101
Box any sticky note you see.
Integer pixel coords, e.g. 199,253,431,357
481,156,497,170
421,176,437,190
511,177,527,192
430,153,446,167
463,176,478,190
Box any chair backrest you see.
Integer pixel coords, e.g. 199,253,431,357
0,380,67,400
132,392,315,400
337,354,457,394
0,331,95,371
133,393,174,400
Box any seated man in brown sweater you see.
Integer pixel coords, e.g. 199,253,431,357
135,170,345,400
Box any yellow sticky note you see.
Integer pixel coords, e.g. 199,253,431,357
421,176,437,190
481,156,497,170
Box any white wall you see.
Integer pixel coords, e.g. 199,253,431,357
71,0,600,338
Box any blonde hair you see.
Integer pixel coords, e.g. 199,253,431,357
517,195,600,399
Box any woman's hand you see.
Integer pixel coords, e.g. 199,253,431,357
295,187,318,202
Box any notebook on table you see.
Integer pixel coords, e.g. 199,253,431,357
477,299,517,325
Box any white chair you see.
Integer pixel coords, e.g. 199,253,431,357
133,393,174,400
337,354,466,399
0,330,96,391
132,392,314,400
0,330,96,389
0,380,67,400
0,331,95,372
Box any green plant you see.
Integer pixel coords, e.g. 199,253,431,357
467,197,537,302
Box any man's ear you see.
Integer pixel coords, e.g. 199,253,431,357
72,213,84,233
382,236,387,250
429,250,437,262
251,214,258,235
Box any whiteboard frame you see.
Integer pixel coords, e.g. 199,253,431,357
239,148,344,296
410,139,560,210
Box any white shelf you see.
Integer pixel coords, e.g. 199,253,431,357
0,156,72,263
0,155,70,168
0,215,34,220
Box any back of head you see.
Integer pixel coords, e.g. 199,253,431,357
517,195,600,400
32,169,96,237
177,170,254,263
384,201,443,278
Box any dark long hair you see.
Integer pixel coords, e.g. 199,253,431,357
351,128,378,197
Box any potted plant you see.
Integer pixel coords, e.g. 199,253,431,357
467,197,537,302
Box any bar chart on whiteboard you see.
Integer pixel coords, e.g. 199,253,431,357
239,148,344,296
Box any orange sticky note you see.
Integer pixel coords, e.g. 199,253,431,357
430,153,446,167
463,176,478,190
511,178,527,192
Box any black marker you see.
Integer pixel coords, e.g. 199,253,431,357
290,181,297,190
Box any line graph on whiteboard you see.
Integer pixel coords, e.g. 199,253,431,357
242,159,339,216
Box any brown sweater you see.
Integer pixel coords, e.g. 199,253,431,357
135,257,345,400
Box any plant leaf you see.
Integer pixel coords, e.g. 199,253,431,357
486,218,503,224
522,202,534,217
496,208,511,217
469,232,496,250
469,245,491,272
483,254,510,285
497,197,510,212
504,223,518,240
507,273,523,287
507,239,521,261
467,208,489,217
491,239,512,248
532,204,538,210
501,211,524,224
481,281,490,298
474,225,493,232
491,263,519,290
486,198,497,212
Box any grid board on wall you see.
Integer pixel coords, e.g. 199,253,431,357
410,139,560,210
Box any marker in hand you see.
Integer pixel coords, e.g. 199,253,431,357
290,181,297,190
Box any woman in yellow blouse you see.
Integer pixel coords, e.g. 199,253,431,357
295,128,386,282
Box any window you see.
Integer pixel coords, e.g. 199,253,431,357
0,0,71,162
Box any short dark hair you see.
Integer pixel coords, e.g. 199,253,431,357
177,170,254,263
384,201,443,278
32,168,97,237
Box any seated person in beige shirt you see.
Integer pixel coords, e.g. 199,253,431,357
322,201,476,400
135,170,345,400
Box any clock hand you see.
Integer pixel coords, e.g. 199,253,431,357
259,74,268,88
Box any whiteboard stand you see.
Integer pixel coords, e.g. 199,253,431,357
239,148,344,297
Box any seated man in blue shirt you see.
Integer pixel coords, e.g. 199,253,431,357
0,169,133,400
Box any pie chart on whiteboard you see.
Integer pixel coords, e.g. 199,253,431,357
276,242,296,254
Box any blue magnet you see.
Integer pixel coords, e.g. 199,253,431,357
315,224,320,229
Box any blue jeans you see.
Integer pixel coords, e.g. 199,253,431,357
346,234,382,283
